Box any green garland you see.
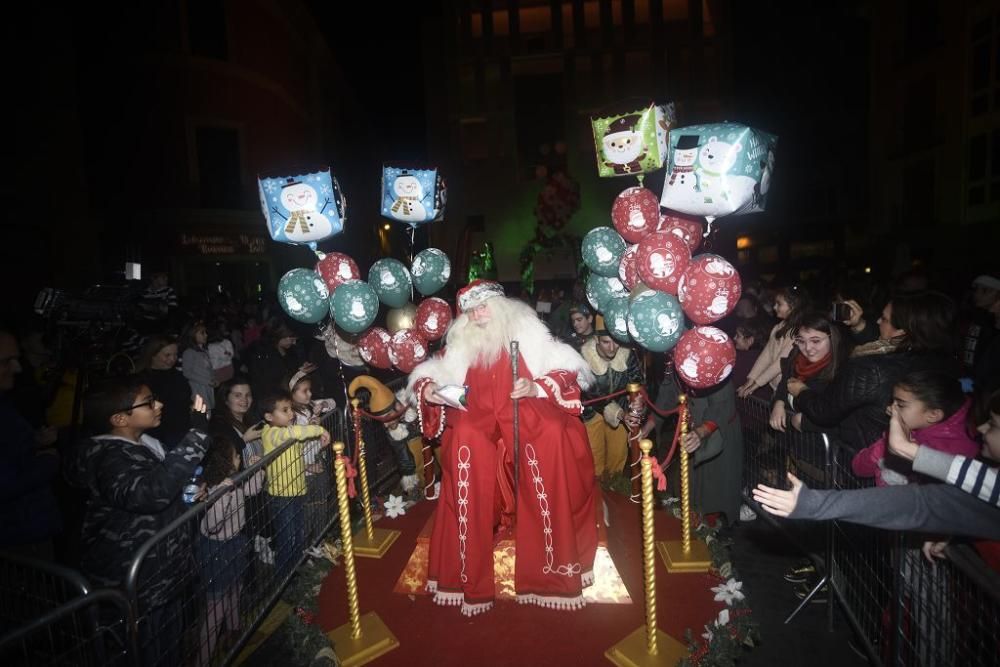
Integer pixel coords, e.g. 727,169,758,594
660,502,760,667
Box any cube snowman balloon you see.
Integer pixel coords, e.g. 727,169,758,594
590,102,676,178
660,122,777,222
381,167,447,226
258,169,346,252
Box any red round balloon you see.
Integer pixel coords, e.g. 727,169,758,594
658,211,703,252
678,254,743,325
618,244,640,291
611,187,661,244
635,231,691,295
389,330,429,373
672,327,736,389
357,327,392,369
316,252,361,293
415,297,453,342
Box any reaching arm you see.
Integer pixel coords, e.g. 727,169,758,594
753,473,1000,540
98,430,208,513
912,447,999,508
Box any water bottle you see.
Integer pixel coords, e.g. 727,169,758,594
183,466,204,504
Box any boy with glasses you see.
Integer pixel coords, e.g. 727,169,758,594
67,378,210,666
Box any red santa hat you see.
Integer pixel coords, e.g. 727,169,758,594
457,279,504,312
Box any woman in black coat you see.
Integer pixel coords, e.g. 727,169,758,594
787,291,961,453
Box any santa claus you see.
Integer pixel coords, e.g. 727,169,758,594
407,280,599,616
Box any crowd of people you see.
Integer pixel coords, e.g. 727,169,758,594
1,263,998,660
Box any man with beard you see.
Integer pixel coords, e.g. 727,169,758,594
407,280,598,616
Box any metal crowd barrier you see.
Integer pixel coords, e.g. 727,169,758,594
1,378,408,667
738,395,1000,667
0,588,137,667
0,553,94,636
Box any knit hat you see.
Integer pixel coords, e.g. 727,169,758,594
457,279,504,312
348,375,396,415
972,275,1000,291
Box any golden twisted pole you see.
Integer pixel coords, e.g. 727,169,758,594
607,441,687,664
640,438,658,656
351,398,376,542
678,394,692,553
333,441,362,640
627,382,643,504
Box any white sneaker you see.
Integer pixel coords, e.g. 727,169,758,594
739,504,757,522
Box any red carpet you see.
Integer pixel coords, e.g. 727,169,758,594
317,492,725,665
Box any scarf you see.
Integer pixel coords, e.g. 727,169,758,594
284,210,311,235
793,352,831,381
851,338,900,358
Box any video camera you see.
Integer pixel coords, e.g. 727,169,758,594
34,284,144,325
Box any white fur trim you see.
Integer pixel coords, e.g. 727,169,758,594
406,298,594,394
461,601,494,617
516,593,587,611
536,375,582,411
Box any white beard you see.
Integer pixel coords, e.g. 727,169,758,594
405,297,594,399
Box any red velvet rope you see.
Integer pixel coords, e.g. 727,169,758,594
645,454,667,491
340,455,358,498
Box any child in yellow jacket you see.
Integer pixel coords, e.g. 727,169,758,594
260,391,330,578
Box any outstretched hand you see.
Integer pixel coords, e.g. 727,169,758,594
751,472,803,518
510,377,539,400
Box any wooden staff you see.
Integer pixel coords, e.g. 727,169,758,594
511,340,520,505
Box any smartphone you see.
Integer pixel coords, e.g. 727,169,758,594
832,302,851,322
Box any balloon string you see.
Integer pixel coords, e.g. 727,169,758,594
331,332,350,416
409,226,416,303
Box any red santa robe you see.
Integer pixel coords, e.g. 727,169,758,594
407,301,598,616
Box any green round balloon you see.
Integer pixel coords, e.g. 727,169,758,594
582,226,626,278
278,268,330,324
369,258,413,308
601,296,632,343
627,289,684,352
411,248,451,296
586,273,629,312
330,280,379,333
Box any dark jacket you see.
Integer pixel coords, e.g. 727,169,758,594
65,429,207,607
579,339,644,422
792,351,960,453
652,369,744,523
0,397,62,547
